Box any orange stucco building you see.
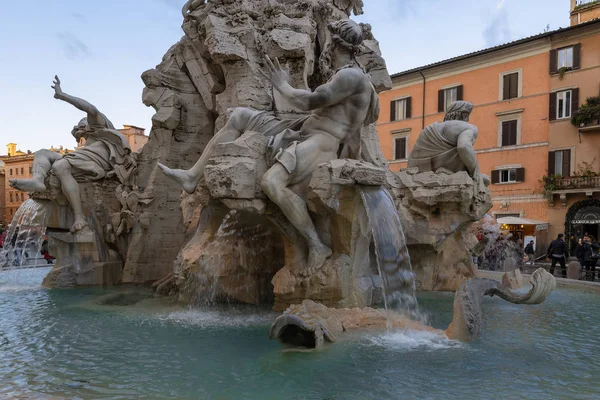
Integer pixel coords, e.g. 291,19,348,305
377,5,600,251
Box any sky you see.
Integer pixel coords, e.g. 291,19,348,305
0,0,570,153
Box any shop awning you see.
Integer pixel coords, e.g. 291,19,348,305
496,217,549,231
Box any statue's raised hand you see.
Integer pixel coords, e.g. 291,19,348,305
259,56,290,91
51,75,63,99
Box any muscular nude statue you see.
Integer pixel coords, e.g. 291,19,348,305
158,19,379,273
408,101,490,190
9,76,133,233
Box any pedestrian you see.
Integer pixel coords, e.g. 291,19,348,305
547,233,567,278
40,238,55,265
10,227,21,266
582,236,600,281
524,240,535,265
576,237,586,272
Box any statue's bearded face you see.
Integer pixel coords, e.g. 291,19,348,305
71,120,88,140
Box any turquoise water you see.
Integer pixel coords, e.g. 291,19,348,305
2,268,600,399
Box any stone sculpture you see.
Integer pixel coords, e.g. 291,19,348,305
270,268,556,348
408,101,490,192
159,19,379,274
9,76,135,233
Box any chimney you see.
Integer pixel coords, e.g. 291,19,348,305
6,143,17,157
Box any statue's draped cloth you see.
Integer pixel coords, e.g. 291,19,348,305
407,122,464,173
62,119,133,182
244,81,379,175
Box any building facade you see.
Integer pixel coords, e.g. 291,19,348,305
377,10,600,250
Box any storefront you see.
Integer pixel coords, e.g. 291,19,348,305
496,216,549,255
566,200,600,240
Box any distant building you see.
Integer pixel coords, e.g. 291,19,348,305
1,143,73,224
0,161,5,227
377,2,600,249
77,125,148,153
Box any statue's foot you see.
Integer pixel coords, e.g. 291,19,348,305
157,163,197,194
70,217,88,233
300,243,333,277
8,177,46,193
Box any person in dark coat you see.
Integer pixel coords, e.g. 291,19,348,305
524,240,536,265
575,238,586,270
582,236,600,281
548,233,567,278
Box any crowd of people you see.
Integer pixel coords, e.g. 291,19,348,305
543,233,600,281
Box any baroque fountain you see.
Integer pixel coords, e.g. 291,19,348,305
2,1,586,399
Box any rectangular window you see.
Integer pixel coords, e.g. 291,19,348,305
444,87,458,112
29,166,32,174
9,193,13,202
557,47,574,69
557,90,572,119
501,120,518,146
500,168,517,183
20,167,23,175
391,99,408,121
394,137,407,160
9,169,12,176
548,149,571,177
502,72,519,100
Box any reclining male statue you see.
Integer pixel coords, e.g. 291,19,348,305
158,19,380,274
9,76,134,233
408,100,490,191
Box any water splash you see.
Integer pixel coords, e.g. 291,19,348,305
359,187,422,321
0,199,50,270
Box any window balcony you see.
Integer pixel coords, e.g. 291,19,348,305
548,175,600,207
578,120,600,133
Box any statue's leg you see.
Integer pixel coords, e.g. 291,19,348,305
8,149,61,192
52,159,87,233
158,108,258,194
261,163,332,275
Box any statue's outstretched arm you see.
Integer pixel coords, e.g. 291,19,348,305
259,56,356,111
52,75,105,125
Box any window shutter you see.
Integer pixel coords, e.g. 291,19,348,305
438,90,445,113
510,120,518,145
573,43,581,70
503,74,510,100
549,49,558,74
501,121,509,146
405,97,412,119
510,74,519,98
571,88,580,114
548,151,555,175
563,150,571,177
549,92,557,121
390,100,396,122
516,168,525,182
457,85,464,101
491,170,500,184
395,138,406,160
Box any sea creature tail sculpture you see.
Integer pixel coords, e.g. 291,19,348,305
445,268,556,341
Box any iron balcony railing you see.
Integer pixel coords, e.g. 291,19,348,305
555,175,600,190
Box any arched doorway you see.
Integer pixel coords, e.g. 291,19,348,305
565,199,600,241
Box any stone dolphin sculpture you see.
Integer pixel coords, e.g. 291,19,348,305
270,268,556,348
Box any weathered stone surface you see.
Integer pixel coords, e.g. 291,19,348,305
567,260,581,280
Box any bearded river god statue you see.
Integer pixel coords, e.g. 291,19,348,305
9,76,136,233
159,19,379,275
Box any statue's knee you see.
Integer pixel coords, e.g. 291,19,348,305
35,149,53,158
52,160,70,175
229,108,253,129
261,173,277,197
